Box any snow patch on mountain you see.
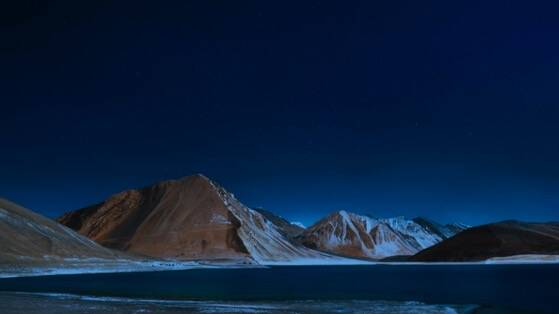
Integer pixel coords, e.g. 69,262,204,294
291,222,305,229
210,213,231,225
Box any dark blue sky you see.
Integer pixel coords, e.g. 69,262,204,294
2,1,559,226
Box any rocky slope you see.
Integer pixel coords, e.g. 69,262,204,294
298,210,467,259
411,220,559,261
58,174,335,264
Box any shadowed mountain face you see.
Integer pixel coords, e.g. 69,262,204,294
413,217,469,240
58,175,330,263
254,208,305,240
0,198,122,265
298,211,466,260
411,221,559,261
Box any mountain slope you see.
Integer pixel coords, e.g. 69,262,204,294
411,220,559,261
0,198,121,265
299,210,466,259
58,174,335,264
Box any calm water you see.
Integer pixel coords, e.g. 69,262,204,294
0,264,557,313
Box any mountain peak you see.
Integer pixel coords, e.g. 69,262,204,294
174,173,212,185
58,175,251,261
189,173,211,182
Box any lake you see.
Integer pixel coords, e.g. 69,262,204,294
0,264,557,313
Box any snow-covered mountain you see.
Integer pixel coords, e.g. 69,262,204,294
59,174,340,265
299,210,467,259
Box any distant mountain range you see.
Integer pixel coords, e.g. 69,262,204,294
298,211,467,259
2,173,558,275
56,174,466,262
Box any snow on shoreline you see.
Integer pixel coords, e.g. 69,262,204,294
1,258,373,278
484,254,559,264
378,254,559,265
2,254,558,278
259,257,374,266
0,259,206,278
261,254,559,266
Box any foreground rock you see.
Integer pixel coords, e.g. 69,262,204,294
298,210,466,259
58,174,344,264
411,220,559,261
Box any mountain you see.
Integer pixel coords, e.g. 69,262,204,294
298,210,467,259
0,197,121,266
58,174,336,264
411,220,559,261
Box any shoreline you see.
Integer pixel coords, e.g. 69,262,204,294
2,254,558,278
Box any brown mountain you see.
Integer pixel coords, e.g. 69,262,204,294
411,220,559,261
59,174,249,261
58,174,333,264
0,198,124,268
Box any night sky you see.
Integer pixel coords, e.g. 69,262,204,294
2,1,559,226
